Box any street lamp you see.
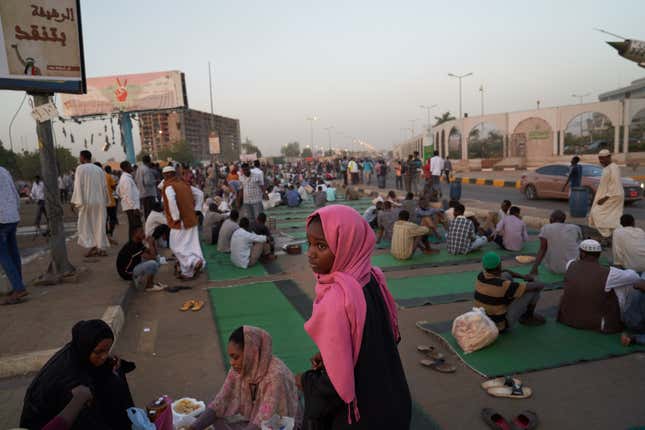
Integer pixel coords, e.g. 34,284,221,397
409,119,421,136
572,93,591,104
306,116,318,150
419,104,438,135
324,126,334,155
448,72,473,119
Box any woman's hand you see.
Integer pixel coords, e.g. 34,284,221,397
310,352,323,370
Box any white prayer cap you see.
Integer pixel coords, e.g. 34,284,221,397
579,239,602,252
162,166,176,174
598,149,611,157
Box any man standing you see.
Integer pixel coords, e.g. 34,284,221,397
162,166,205,279
443,156,452,184
589,149,624,239
612,214,645,272
238,163,264,221
104,165,119,245
429,151,444,195
71,150,110,257
404,155,414,193
117,161,141,238
135,155,158,219
411,151,423,193
530,210,582,276
30,175,47,231
0,167,28,305
562,156,582,192
340,156,348,187
348,157,360,185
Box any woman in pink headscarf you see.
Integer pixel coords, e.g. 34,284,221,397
298,205,411,429
189,326,301,430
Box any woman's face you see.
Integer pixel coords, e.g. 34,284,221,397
89,338,113,367
228,341,244,374
306,218,335,274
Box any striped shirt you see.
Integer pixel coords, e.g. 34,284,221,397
391,220,429,260
474,271,527,331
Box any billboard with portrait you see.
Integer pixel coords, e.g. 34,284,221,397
60,70,188,117
0,0,86,93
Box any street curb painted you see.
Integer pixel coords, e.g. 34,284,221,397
0,285,135,379
453,177,521,189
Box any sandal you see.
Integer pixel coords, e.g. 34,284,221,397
417,345,444,360
180,300,195,311
481,376,522,391
192,300,205,312
420,358,456,373
487,382,532,399
96,250,108,257
512,410,539,430
481,408,512,430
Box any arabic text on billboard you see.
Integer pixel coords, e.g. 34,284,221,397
60,71,187,117
0,0,85,93
209,131,220,155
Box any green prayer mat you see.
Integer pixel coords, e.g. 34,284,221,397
202,243,267,281
208,282,317,372
372,240,541,270
417,317,645,378
389,265,564,308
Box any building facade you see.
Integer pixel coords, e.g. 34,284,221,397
139,108,241,163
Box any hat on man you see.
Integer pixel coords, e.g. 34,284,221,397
482,252,501,270
598,149,611,157
579,239,602,253
162,166,175,174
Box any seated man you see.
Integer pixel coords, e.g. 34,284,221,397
203,203,228,245
230,217,271,268
401,192,417,222
376,201,400,243
217,209,240,253
498,199,511,222
391,210,438,260
253,212,275,255
558,240,624,333
475,252,546,332
446,203,488,255
363,201,384,229
286,185,302,207
613,214,645,272
386,190,402,207
313,186,327,207
297,182,310,202
493,206,528,251
530,210,582,276
116,225,163,292
415,198,447,241
621,276,645,347
345,186,359,200
325,185,337,202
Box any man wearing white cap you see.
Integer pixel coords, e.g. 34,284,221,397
588,149,624,239
161,166,205,279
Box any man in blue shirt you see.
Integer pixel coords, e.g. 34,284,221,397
563,156,582,192
286,185,302,207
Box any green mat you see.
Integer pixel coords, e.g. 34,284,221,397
208,282,317,372
202,243,267,281
372,240,541,270
389,265,564,307
417,317,645,378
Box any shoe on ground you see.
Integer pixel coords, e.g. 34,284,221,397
519,313,546,326
145,284,165,292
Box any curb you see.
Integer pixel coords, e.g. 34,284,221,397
0,285,135,379
453,177,521,189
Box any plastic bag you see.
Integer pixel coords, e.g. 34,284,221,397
451,307,499,354
127,407,155,430
261,415,295,430
171,397,206,429
152,396,173,430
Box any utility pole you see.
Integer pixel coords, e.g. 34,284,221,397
572,92,591,104
208,61,214,115
324,126,333,155
479,84,485,117
448,72,473,119
306,116,318,149
32,93,75,281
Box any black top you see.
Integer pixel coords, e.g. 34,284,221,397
302,276,411,430
253,223,272,241
116,241,146,280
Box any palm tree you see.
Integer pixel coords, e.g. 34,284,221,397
434,112,456,126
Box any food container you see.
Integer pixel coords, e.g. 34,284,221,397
285,244,302,255
171,397,206,429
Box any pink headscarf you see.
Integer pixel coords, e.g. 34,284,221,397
304,205,399,422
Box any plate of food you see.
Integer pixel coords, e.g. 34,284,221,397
515,255,536,264
172,397,206,428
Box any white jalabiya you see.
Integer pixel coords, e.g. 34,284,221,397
71,163,109,249
165,185,205,277
612,226,645,272
588,162,624,237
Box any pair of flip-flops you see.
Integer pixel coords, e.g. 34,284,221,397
180,300,204,312
481,408,538,430
482,376,532,399
417,345,456,373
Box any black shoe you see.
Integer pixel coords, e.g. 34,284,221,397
519,313,546,326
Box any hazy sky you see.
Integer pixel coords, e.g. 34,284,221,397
1,0,644,160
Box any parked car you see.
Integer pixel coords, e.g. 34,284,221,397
520,163,643,204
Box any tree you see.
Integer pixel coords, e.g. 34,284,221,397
281,141,301,157
241,138,262,158
301,147,313,158
0,142,19,175
434,112,456,126
158,140,194,165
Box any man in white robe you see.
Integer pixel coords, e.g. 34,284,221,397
613,214,645,272
589,149,624,238
161,166,205,279
71,150,110,257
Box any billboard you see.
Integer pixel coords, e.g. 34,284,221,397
0,0,86,94
60,70,188,117
208,131,220,155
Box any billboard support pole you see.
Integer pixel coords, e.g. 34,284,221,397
31,93,76,283
120,112,136,163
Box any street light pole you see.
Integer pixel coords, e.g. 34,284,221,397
306,116,318,150
571,92,591,104
448,72,473,119
479,84,484,117
409,119,420,136
324,126,333,155
208,61,214,115
419,104,437,134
